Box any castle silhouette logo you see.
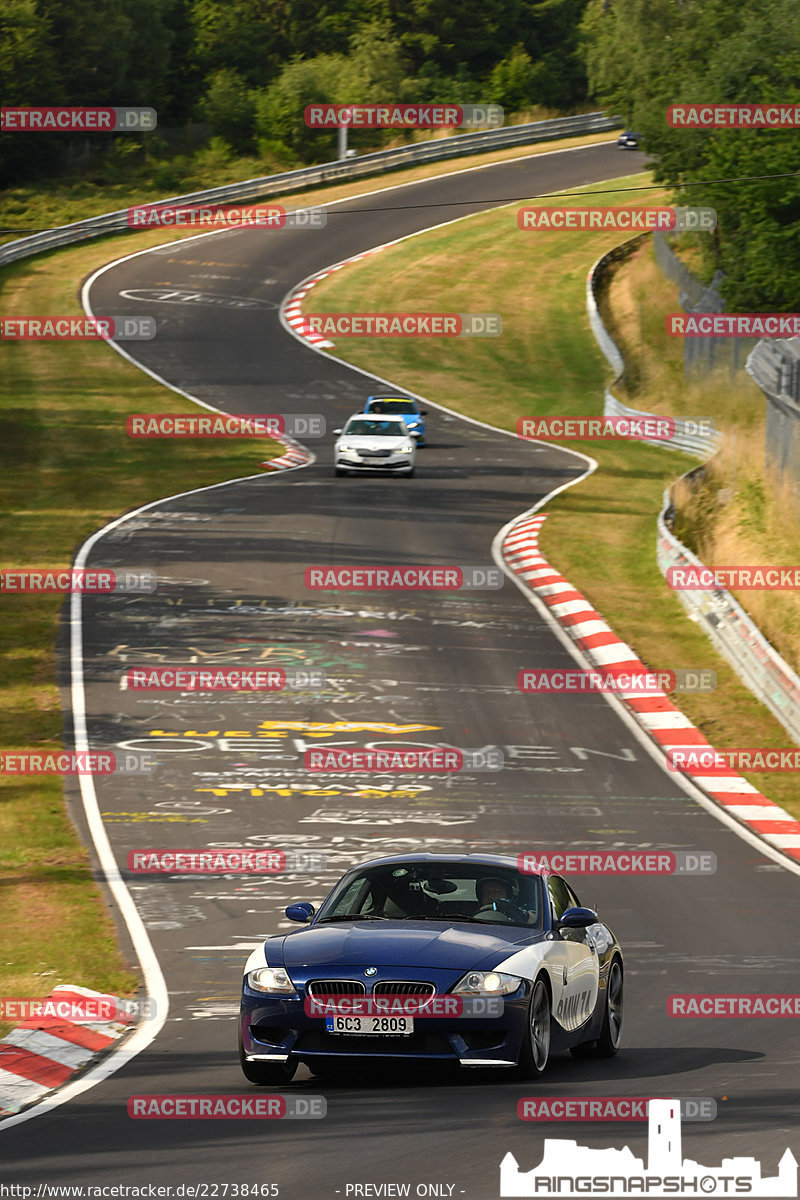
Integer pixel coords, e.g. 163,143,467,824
500,1098,797,1197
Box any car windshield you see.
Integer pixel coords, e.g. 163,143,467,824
368,400,417,414
344,419,406,437
316,862,543,929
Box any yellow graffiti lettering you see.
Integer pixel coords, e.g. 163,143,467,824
256,720,440,734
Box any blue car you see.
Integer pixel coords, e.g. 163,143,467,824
363,395,427,444
238,853,623,1085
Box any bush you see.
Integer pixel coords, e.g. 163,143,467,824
488,46,537,110
201,68,256,154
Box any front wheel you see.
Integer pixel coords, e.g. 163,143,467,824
517,977,551,1078
239,1028,297,1086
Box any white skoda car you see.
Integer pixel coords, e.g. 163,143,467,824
334,415,416,477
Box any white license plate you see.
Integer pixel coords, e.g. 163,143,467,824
325,1015,414,1036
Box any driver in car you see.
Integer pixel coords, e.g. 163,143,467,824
475,876,535,924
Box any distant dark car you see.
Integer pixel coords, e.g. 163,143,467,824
617,130,642,149
238,852,624,1085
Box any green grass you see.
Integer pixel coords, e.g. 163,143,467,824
604,238,800,718
5,149,791,1043
0,128,622,1039
307,176,800,820
0,234,285,1033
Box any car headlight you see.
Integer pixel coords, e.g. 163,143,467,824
452,970,522,996
337,442,356,453
247,967,297,994
399,442,414,454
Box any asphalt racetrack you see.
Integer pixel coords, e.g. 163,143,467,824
2,142,799,1196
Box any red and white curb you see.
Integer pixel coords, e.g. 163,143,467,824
282,247,388,349
268,250,391,467
259,442,311,471
502,512,800,866
0,986,135,1117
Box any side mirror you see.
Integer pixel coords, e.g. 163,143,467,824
420,409,428,416
558,906,598,930
333,428,343,436
285,902,316,923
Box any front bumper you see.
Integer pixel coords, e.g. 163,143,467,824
336,452,414,472
240,984,530,1068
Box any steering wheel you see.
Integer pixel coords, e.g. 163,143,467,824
474,903,517,923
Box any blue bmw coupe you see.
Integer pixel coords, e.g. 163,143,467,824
238,853,623,1085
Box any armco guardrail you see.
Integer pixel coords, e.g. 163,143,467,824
657,499,800,744
587,237,722,458
0,111,619,268
588,233,800,745
603,392,720,457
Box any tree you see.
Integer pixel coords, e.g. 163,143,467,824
254,53,345,159
580,0,800,310
489,45,537,110
254,22,412,159
201,68,255,152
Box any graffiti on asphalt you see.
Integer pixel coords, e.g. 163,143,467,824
102,811,209,823
298,807,476,826
108,643,364,669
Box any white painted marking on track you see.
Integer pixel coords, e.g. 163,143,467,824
8,137,782,1129
0,272,317,1134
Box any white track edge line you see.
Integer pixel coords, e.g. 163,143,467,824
0,273,318,1137
491,515,800,880
0,146,665,1128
